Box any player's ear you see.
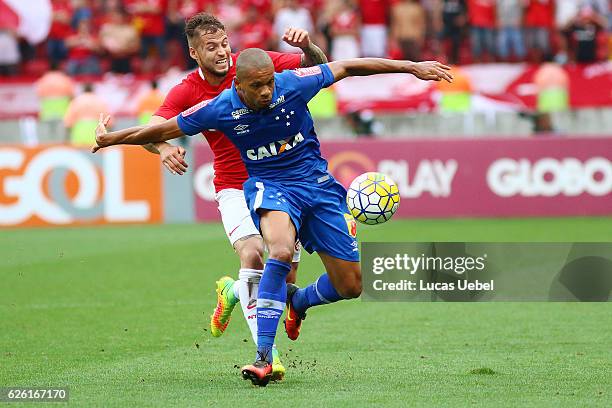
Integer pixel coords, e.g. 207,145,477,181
188,46,198,62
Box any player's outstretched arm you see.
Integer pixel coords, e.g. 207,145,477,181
92,114,183,153
327,59,453,84
142,115,169,154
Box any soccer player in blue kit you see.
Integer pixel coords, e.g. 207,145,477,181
92,49,452,386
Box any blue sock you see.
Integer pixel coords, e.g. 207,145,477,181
256,258,291,363
291,273,344,314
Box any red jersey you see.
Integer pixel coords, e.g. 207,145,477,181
242,0,272,16
155,51,302,192
49,0,73,40
359,0,389,25
174,0,212,19
240,20,273,49
67,36,96,60
525,0,554,28
331,9,360,33
468,0,496,28
125,0,167,36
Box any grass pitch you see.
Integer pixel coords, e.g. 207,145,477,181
1,217,611,407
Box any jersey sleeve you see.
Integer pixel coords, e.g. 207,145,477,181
154,82,190,119
266,51,303,72
176,99,219,136
287,64,335,102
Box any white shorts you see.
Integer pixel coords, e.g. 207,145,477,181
215,188,301,262
360,24,387,57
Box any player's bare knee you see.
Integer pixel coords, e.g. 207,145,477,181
267,246,294,264
239,247,264,269
236,237,265,269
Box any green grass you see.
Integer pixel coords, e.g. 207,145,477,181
1,217,611,407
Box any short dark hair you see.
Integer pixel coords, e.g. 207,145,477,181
236,48,273,81
185,13,225,45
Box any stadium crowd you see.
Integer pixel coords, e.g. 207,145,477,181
1,0,611,77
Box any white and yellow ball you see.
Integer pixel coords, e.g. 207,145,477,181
346,172,400,225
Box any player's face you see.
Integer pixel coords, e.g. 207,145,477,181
190,30,232,78
236,67,275,111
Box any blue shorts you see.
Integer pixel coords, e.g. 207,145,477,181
243,176,359,262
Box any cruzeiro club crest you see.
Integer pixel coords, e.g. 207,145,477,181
344,213,357,238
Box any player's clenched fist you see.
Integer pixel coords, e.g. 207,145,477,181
282,28,311,49
411,61,453,83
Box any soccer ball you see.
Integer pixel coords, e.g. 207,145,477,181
346,172,400,225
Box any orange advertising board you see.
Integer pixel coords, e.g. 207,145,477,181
0,145,162,227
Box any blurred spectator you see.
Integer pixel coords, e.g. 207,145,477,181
71,0,94,29
240,5,275,50
0,30,20,76
345,109,384,136
468,0,496,62
359,0,389,57
437,65,472,112
533,62,569,113
317,0,341,55
301,0,325,16
36,66,75,121
136,79,164,124
565,5,608,63
555,0,580,64
213,0,245,49
496,0,526,61
439,0,467,64
217,0,246,47
329,0,361,61
307,85,338,118
125,0,167,71
274,0,314,53
35,66,75,140
391,0,426,61
524,0,554,62
65,18,102,76
532,62,569,132
586,0,610,21
420,0,442,45
100,5,139,74
167,0,208,70
169,0,209,20
2,0,610,79
244,0,273,19
64,83,110,146
48,0,73,67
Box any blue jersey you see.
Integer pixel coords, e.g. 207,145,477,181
177,64,336,183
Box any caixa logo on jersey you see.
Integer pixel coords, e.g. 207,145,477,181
487,157,612,197
0,146,161,227
246,132,305,161
231,108,251,120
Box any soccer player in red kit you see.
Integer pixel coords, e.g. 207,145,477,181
143,13,327,380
